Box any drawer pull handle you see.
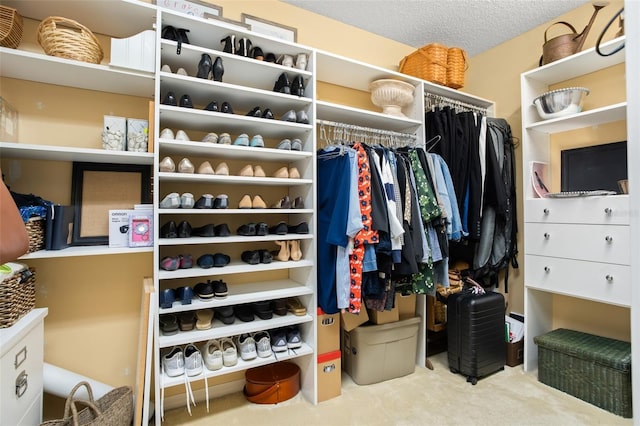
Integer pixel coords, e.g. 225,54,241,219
543,208,550,215
15,370,28,398
604,207,613,215
543,233,550,240
544,266,550,273
605,235,613,243
14,346,27,369
606,274,614,282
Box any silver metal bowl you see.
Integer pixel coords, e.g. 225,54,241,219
533,87,589,120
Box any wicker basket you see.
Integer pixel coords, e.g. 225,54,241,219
399,43,448,86
0,5,23,49
446,47,467,89
0,265,36,329
25,217,45,253
37,16,104,64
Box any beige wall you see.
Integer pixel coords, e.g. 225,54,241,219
466,0,629,340
3,0,630,417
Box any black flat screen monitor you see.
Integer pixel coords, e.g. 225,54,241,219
561,141,627,193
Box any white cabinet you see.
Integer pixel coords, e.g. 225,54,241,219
520,33,631,373
153,9,317,417
0,308,48,426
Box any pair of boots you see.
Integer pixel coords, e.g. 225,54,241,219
221,35,252,57
196,54,224,81
273,240,302,261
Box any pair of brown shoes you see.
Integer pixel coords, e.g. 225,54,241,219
273,240,302,261
273,166,300,179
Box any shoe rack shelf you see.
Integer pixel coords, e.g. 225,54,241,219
159,279,313,315
158,172,312,186
159,106,312,138
158,259,314,281
159,234,314,247
154,7,317,417
159,140,312,161
161,343,314,387
159,313,313,349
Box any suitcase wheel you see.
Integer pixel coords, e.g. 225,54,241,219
466,376,478,385
449,368,458,374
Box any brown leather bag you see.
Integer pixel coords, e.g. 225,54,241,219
243,361,300,404
0,169,29,264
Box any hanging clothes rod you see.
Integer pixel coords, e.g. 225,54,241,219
424,92,489,114
317,119,418,143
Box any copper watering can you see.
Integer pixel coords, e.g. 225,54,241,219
541,2,608,65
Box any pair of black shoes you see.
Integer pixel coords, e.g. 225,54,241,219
195,194,228,209
196,53,224,82
161,220,192,238
245,106,274,120
273,73,305,97
204,100,234,114
182,223,231,237
221,35,253,57
162,25,189,54
237,222,268,236
197,253,230,268
241,249,273,265
162,91,193,108
194,279,228,299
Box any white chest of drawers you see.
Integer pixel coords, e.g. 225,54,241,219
0,308,48,426
524,196,631,307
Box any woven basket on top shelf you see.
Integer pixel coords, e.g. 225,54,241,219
37,16,104,64
446,47,467,89
0,5,23,49
399,43,468,89
399,43,448,86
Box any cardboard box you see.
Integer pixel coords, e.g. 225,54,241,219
317,350,341,402
317,308,340,354
396,292,417,319
426,294,446,332
340,308,369,332
109,209,134,248
367,303,399,325
506,339,524,367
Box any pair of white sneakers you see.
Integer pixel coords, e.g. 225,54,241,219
160,192,194,209
200,338,238,370
159,128,190,141
162,344,203,377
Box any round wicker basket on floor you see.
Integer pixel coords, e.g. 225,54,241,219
37,16,103,64
0,5,23,49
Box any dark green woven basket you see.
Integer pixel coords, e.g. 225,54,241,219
534,328,632,418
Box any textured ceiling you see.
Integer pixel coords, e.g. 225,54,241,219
282,0,592,57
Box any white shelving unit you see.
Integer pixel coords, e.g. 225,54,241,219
152,8,317,420
520,31,632,383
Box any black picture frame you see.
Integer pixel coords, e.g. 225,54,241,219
71,162,151,246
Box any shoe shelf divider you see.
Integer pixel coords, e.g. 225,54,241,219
153,8,318,417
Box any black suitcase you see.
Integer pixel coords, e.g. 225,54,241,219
447,290,505,385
